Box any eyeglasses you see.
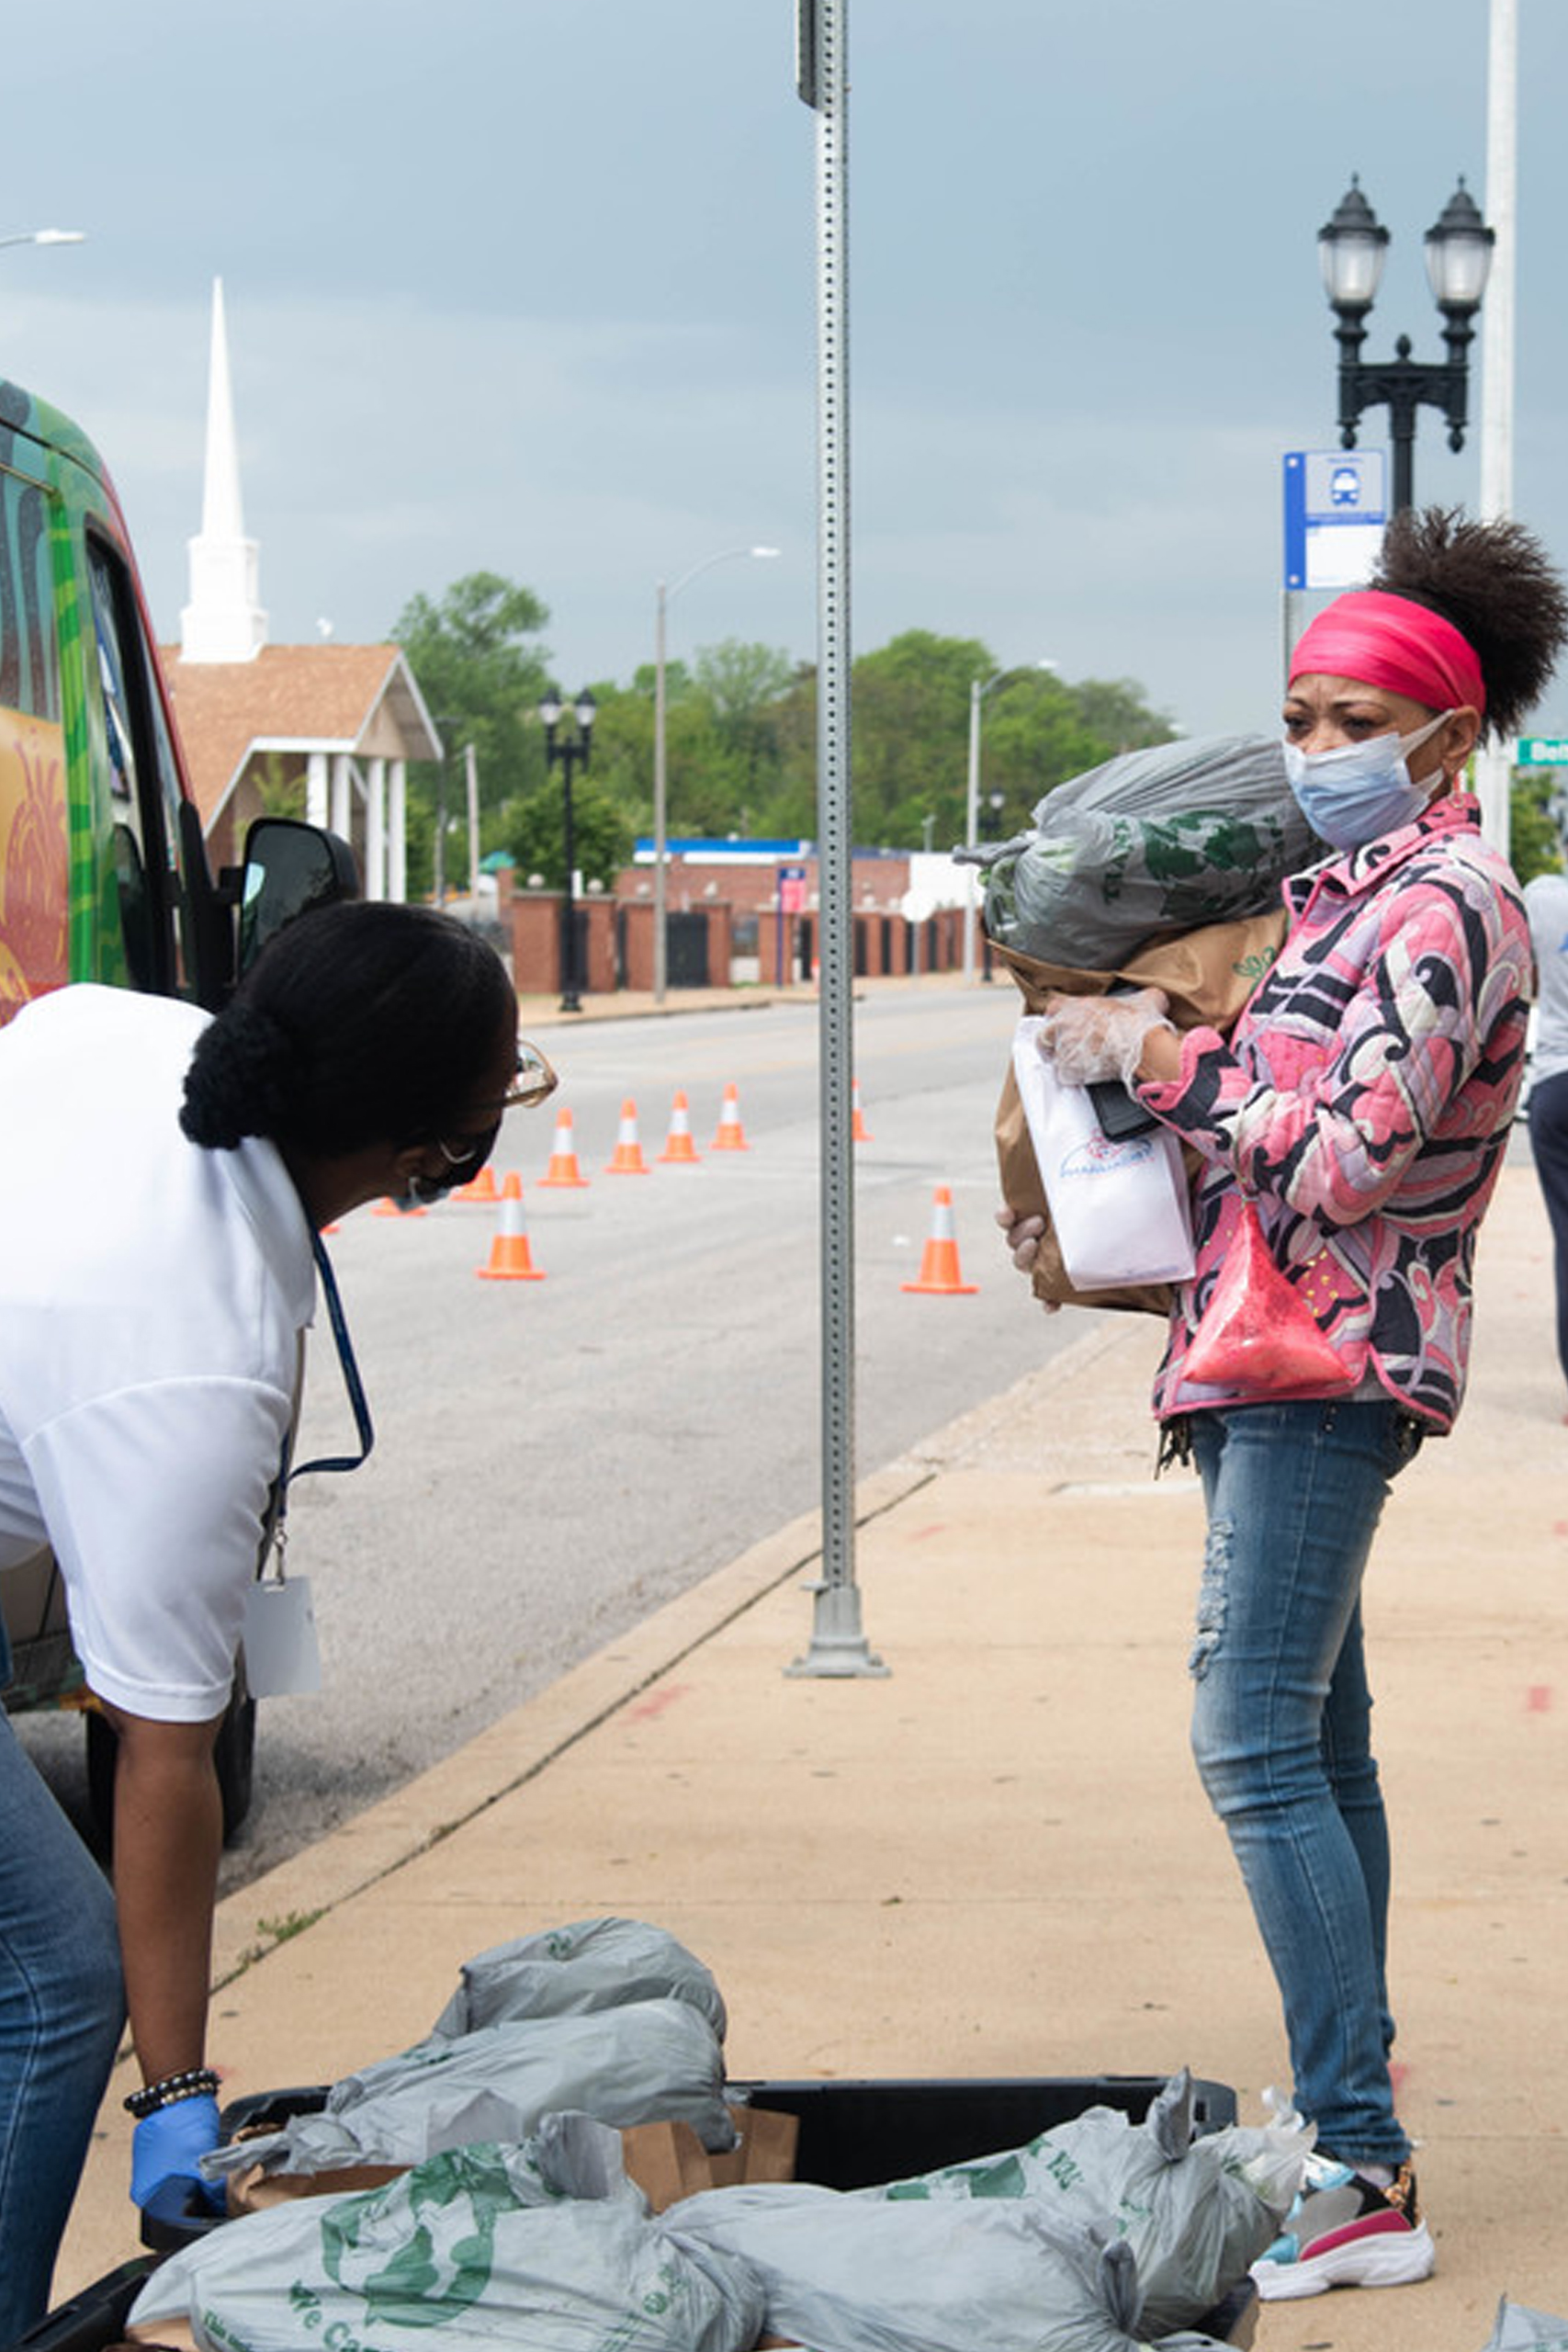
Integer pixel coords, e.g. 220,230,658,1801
499,1039,558,1111
434,1039,559,1167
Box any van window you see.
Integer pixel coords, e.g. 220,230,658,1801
0,460,67,1019
86,537,192,994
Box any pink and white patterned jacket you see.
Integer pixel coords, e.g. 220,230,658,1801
1137,792,1530,1432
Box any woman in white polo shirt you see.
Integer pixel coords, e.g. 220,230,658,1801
0,900,554,2335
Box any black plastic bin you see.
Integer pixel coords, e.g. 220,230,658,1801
16,2075,1257,2350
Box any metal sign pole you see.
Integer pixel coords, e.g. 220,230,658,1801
790,0,885,1679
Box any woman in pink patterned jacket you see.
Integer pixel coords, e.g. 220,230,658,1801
1011,508,1567,2302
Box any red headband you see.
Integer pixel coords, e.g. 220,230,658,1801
1289,590,1486,716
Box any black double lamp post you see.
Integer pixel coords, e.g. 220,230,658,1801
537,684,597,1013
1317,175,1495,515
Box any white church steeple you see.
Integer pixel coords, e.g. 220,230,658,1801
179,277,267,662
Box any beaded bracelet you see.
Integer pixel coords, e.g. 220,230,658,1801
124,2066,221,2120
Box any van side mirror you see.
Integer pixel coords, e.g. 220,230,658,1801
237,820,360,977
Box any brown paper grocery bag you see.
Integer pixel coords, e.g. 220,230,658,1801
224,2155,406,2214
621,2104,799,2211
994,909,1288,1315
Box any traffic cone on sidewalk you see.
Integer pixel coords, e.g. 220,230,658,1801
852,1080,874,1142
604,1099,650,1174
659,1090,703,1164
537,1106,590,1188
476,1173,546,1281
901,1184,978,1295
451,1163,500,1204
710,1081,750,1151
374,1192,426,1218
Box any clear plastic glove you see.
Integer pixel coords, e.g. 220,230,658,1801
130,2092,227,2214
994,1206,1061,1310
1036,987,1173,1088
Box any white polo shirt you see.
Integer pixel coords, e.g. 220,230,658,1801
1527,872,1568,1091
0,986,315,1721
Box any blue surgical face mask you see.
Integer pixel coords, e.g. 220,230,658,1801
1281,711,1453,853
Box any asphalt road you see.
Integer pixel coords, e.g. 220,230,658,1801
18,983,1091,1891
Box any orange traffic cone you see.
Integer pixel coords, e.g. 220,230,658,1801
710,1081,750,1151
451,1163,501,1204
604,1099,650,1174
901,1184,978,1295
537,1106,590,1189
659,1090,703,1164
852,1080,874,1143
476,1173,546,1281
374,1192,426,1218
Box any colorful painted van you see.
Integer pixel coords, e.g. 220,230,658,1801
0,376,355,1834
0,377,355,1023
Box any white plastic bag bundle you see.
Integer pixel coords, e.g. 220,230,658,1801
431,1917,728,2041
1012,1017,1195,1288
132,2139,766,2352
203,1998,736,2187
666,2181,1162,2352
959,732,1314,969
863,2070,1306,2337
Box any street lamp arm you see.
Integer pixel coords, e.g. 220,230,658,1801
664,543,781,608
0,228,86,252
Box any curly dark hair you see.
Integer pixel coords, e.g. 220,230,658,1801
180,901,515,1158
1367,505,1568,741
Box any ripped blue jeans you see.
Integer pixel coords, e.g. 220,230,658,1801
1186,1399,1425,2167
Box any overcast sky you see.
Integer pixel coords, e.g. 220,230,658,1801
6,0,1566,752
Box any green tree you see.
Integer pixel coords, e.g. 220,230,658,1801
251,751,308,818
389,572,553,895
1510,768,1564,886
810,634,1177,851
506,772,635,892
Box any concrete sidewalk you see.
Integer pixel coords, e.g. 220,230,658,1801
55,1163,1568,2348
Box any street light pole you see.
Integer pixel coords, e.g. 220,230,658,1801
1318,177,1495,514
653,544,779,1003
538,684,597,1013
963,661,1054,985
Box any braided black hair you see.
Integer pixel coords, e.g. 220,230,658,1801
1367,505,1568,742
181,901,515,1158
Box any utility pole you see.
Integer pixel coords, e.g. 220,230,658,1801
1475,0,1518,853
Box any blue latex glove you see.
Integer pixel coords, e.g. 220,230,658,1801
130,2093,227,2214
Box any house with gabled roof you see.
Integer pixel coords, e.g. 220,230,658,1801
161,279,439,897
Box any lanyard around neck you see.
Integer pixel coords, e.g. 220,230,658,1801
288,1231,376,1485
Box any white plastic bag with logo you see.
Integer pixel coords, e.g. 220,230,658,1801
1012,1016,1194,1289
131,2136,766,2352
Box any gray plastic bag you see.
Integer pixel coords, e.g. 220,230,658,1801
1482,2301,1568,2351
133,2139,766,2352
958,733,1316,968
203,1997,736,2186
667,2179,1235,2352
861,2068,1304,2336
431,1917,728,2041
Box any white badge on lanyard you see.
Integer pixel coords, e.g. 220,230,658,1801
243,1573,322,1695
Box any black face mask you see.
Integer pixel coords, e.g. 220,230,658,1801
403,1118,503,1207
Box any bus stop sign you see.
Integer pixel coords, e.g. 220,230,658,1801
1283,450,1388,591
